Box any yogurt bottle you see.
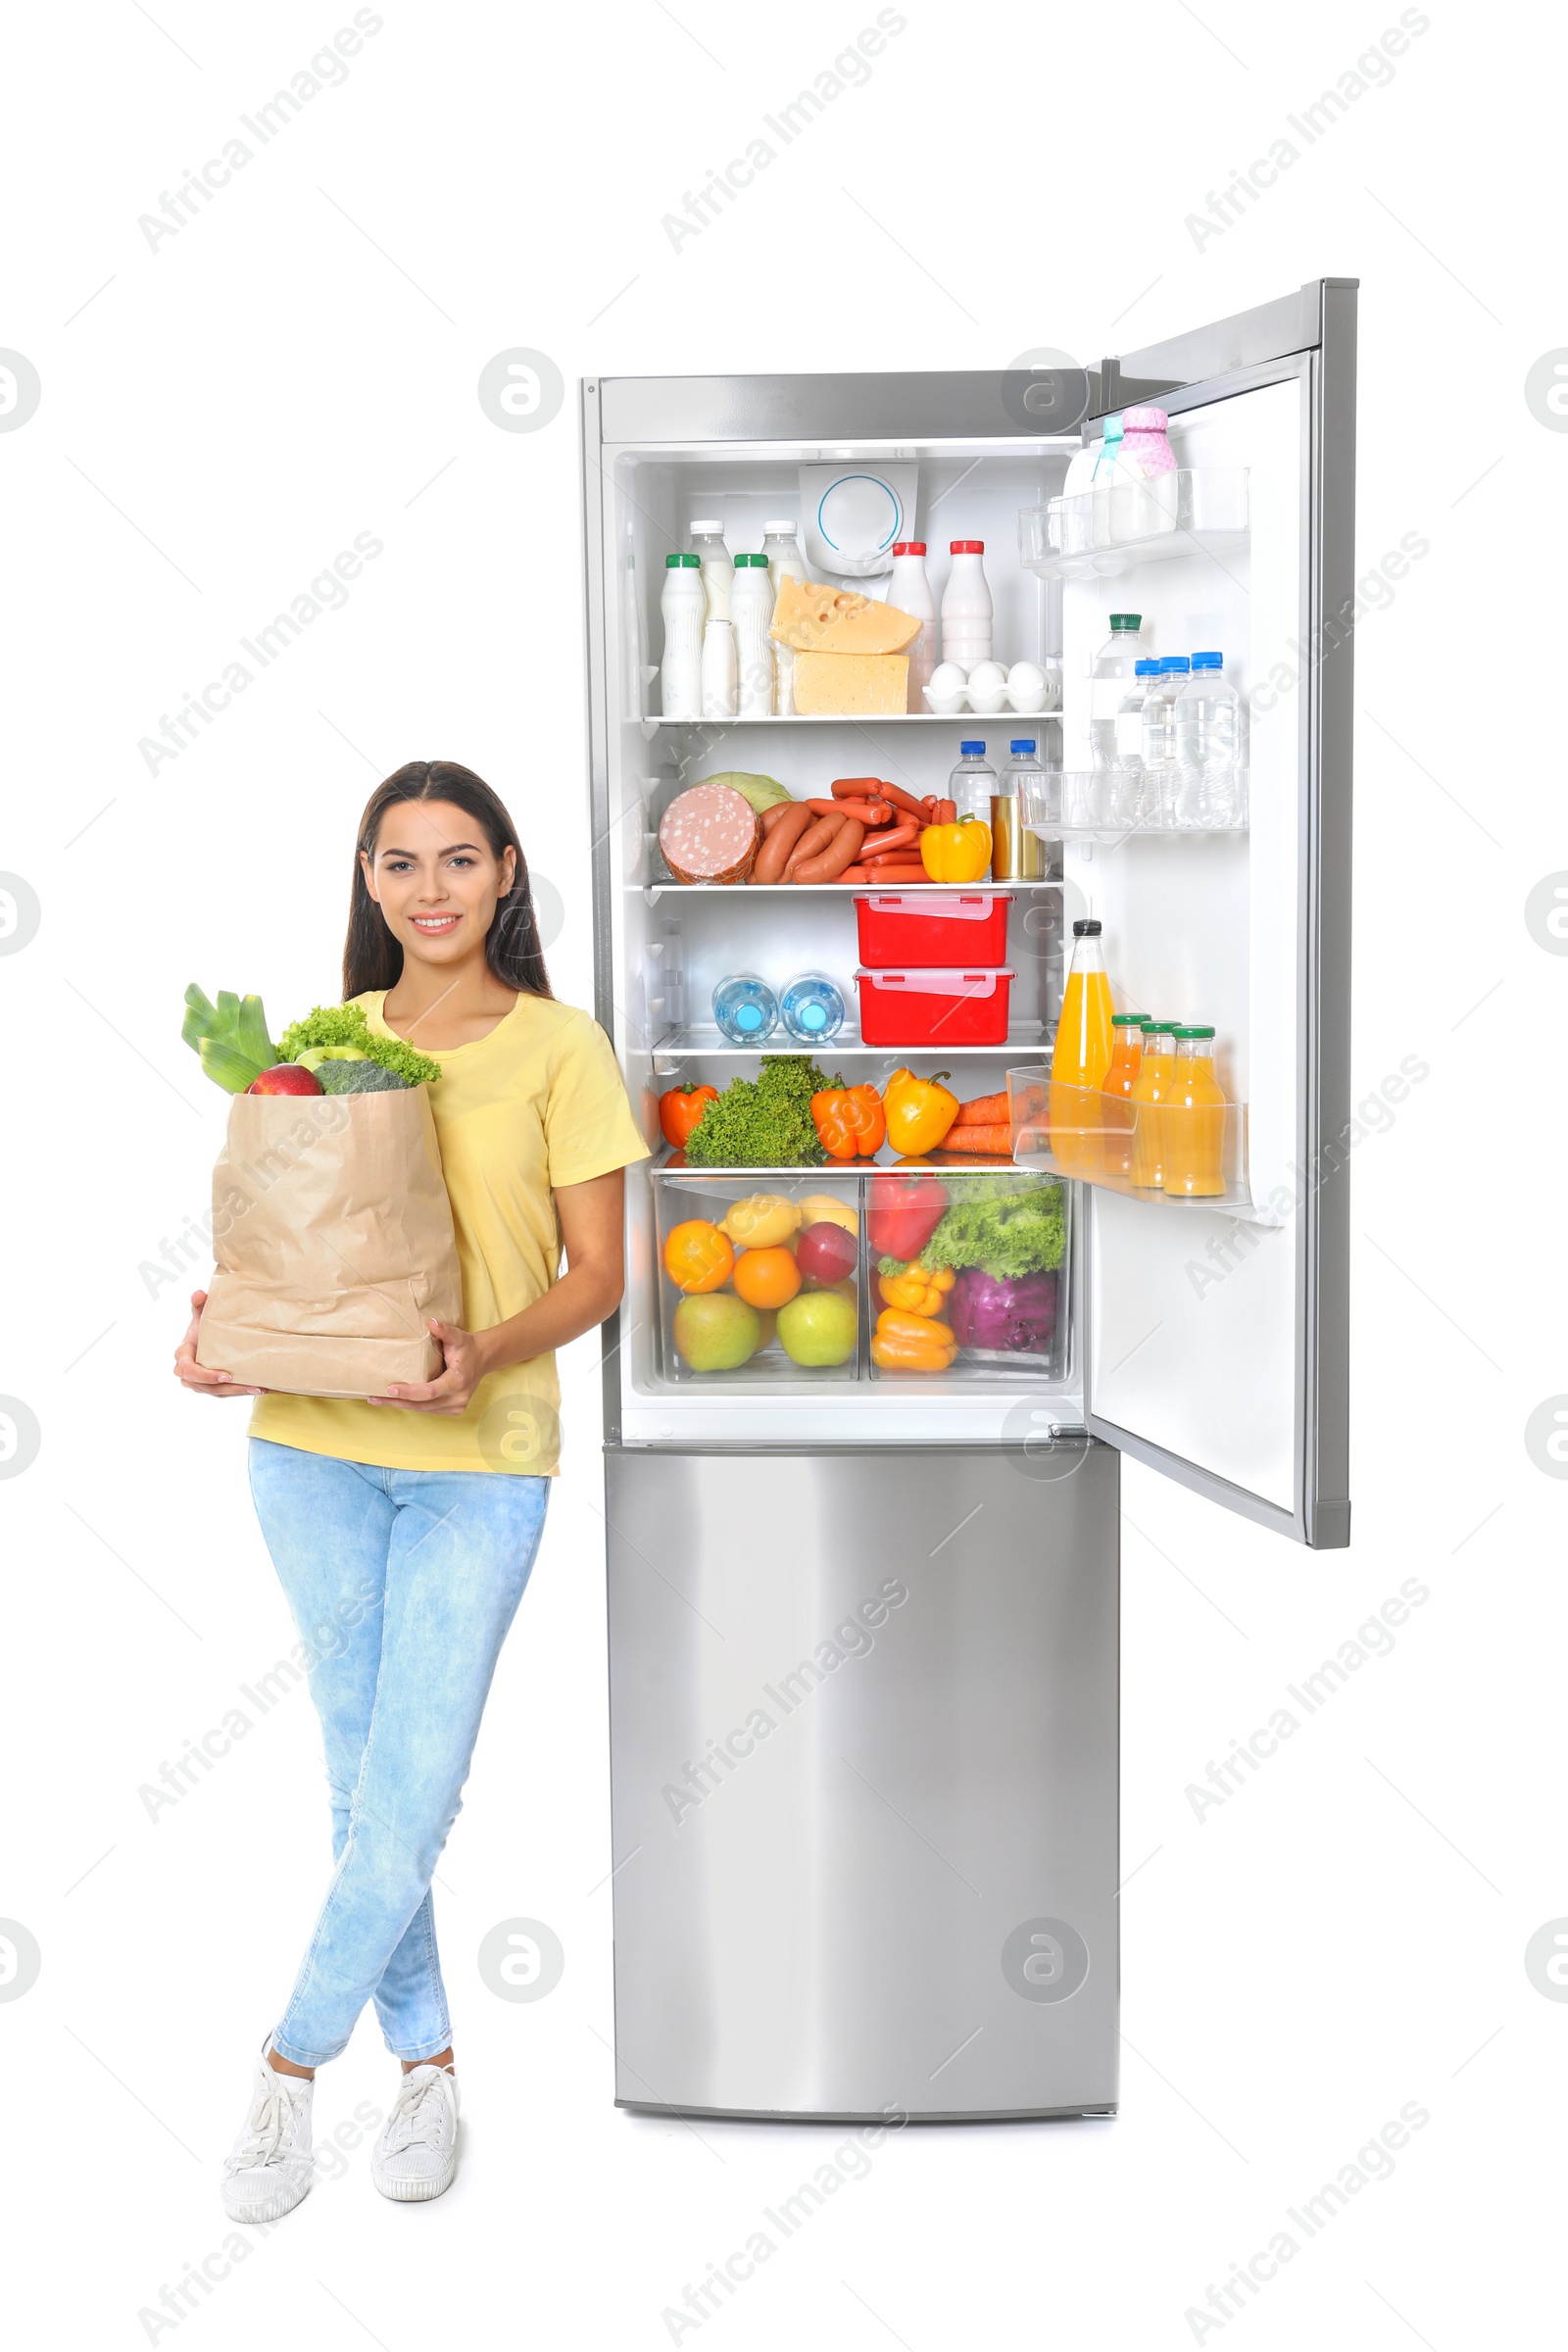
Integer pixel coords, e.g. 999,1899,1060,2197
941,540,993,670
887,540,937,710
731,553,776,717
660,551,705,720
689,519,732,622
701,617,738,719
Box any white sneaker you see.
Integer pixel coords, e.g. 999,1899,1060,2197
221,2043,315,2224
370,2064,460,2202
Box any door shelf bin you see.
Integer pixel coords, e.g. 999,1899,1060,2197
649,1161,1072,1385
1006,1069,1254,1213
1019,770,1250,841
1017,467,1250,582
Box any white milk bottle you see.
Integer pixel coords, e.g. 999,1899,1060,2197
941,540,993,670
689,519,732,622
886,539,938,710
660,552,705,720
760,520,804,715
701,616,738,718
730,553,776,717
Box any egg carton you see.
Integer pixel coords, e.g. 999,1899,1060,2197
923,659,1062,717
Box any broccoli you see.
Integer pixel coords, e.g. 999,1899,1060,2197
317,1058,411,1094
278,1004,441,1088
682,1054,829,1166
907,1177,1066,1278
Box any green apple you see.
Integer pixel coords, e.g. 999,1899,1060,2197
673,1290,760,1372
776,1288,858,1367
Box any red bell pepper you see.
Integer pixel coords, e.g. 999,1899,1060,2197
866,1169,950,1261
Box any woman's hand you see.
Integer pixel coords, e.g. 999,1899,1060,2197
172,1289,266,1399
367,1319,493,1415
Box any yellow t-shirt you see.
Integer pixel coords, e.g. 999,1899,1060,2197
248,990,649,1476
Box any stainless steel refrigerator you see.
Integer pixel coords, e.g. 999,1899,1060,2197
580,280,1354,2122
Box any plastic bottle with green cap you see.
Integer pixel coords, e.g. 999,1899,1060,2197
660,551,706,720
1091,613,1146,794
731,551,777,717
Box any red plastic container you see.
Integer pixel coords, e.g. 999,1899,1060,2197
856,967,1014,1049
854,889,1012,968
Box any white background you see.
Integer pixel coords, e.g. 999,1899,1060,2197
1,2,1561,2345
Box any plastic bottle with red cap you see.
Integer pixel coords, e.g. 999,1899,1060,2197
941,539,993,672
886,540,937,710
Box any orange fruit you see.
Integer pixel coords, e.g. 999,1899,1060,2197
731,1244,802,1310
662,1219,734,1295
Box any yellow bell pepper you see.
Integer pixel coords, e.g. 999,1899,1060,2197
871,1304,957,1372
878,1264,956,1316
881,1067,960,1156
920,815,992,883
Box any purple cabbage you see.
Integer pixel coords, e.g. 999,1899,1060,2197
950,1265,1057,1354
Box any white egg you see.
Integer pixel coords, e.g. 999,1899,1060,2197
964,661,1009,710
928,662,968,692
1006,661,1047,689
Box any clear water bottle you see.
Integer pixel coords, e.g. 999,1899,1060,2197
949,741,996,821
1090,614,1145,789
711,973,779,1043
1140,655,1189,825
779,971,845,1044
1175,650,1242,827
1108,659,1157,827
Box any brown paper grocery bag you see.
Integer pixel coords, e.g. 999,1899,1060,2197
195,1088,462,1398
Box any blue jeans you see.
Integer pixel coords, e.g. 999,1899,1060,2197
248,1440,549,2066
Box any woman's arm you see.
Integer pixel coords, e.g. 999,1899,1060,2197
368,1167,627,1416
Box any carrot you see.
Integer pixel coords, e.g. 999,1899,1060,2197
940,1124,1012,1156
956,1092,1009,1126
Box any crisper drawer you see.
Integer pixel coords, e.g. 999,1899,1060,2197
651,1162,1072,1386
605,1444,1121,2122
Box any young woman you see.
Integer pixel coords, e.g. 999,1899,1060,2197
174,760,647,2219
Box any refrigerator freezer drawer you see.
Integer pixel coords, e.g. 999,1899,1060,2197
605,1444,1119,2122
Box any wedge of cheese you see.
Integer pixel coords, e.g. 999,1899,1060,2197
770,575,922,657
792,652,908,716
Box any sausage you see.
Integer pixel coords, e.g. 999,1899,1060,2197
856,862,928,882
783,809,847,875
878,781,933,821
830,776,886,798
792,816,864,884
807,796,891,825
752,801,813,883
935,799,956,825
858,821,920,858
760,798,804,835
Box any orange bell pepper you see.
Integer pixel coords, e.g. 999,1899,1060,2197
919,814,992,883
877,1264,956,1316
871,1304,957,1371
659,1083,718,1150
810,1080,887,1161
881,1067,960,1156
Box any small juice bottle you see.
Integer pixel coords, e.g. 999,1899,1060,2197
1165,1025,1227,1197
1050,918,1116,1176
1129,1019,1178,1188
1098,1011,1147,1183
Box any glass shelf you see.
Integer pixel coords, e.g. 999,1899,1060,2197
629,878,1064,899
652,1022,1049,1065
1018,468,1250,582
637,712,1055,732
1006,1070,1275,1221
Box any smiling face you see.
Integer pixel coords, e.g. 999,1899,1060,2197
361,798,516,974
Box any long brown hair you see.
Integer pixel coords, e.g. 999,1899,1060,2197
344,760,554,1001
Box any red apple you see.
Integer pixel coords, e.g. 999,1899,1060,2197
795,1220,858,1289
248,1063,323,1096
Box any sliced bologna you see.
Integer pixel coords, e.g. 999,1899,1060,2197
659,783,761,885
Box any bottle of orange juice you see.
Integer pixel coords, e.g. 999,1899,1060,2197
1164,1025,1227,1197
1051,918,1115,1176
1129,1018,1178,1188
1098,1011,1148,1183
